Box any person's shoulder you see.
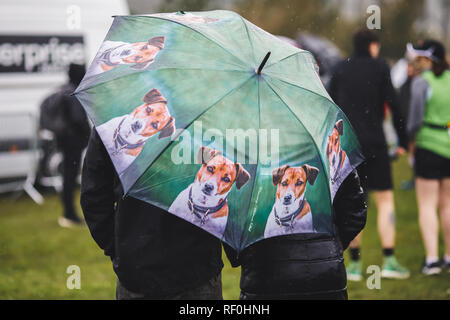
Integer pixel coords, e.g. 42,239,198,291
59,83,76,96
372,57,391,70
331,58,349,76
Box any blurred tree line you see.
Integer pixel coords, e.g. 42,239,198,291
157,0,428,60
235,0,426,60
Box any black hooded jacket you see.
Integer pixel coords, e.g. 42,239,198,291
329,52,408,151
224,169,367,299
80,129,223,298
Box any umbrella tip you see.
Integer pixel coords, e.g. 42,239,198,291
256,51,271,75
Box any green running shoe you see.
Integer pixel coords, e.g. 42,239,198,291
381,256,410,279
347,260,363,281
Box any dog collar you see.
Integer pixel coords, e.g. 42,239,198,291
112,117,146,155
99,44,129,67
274,198,306,230
187,187,227,226
331,149,343,184
98,49,120,67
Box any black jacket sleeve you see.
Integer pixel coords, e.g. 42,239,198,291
380,60,408,149
223,243,241,268
333,169,367,250
80,129,117,258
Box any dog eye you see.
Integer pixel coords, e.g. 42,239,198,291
296,180,303,186
151,122,158,130
206,166,214,173
145,106,152,115
281,181,288,186
222,177,231,183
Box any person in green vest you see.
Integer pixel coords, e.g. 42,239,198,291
407,40,450,275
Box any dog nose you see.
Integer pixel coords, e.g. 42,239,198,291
131,121,142,133
121,49,131,56
283,194,292,203
203,183,214,194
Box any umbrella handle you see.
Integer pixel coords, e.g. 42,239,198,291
257,51,271,75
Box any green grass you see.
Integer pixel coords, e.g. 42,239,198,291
0,155,449,299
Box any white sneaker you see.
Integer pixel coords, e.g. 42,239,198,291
58,216,84,228
421,261,442,276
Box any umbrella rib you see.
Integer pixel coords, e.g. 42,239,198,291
132,174,197,192
239,16,256,66
265,74,336,109
128,15,250,69
74,68,249,95
263,78,331,183
122,74,255,197
238,77,261,252
264,50,313,69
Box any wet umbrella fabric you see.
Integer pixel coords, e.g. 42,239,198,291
74,10,363,252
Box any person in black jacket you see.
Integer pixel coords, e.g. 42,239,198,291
80,129,224,299
329,29,410,281
224,169,366,300
56,64,91,227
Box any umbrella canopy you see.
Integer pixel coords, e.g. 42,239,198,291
74,10,363,252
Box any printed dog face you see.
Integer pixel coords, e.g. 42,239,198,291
106,36,165,70
116,88,175,153
272,164,319,216
327,119,344,169
191,146,250,207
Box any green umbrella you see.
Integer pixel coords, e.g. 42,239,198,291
74,10,363,252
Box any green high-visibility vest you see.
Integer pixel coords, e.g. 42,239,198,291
416,70,450,159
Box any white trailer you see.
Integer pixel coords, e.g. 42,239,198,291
0,0,129,202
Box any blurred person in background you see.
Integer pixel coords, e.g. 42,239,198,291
329,29,410,281
397,43,431,190
51,64,91,227
407,40,450,275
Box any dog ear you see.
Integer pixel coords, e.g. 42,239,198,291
197,146,221,164
326,136,332,155
143,88,167,105
335,119,344,136
302,164,319,186
148,36,165,50
272,165,290,186
158,117,175,139
235,163,250,190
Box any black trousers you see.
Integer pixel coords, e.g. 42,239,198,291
61,146,83,220
116,274,223,300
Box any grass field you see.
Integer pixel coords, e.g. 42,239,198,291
0,155,449,299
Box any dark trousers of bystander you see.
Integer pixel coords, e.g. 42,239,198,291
61,145,83,220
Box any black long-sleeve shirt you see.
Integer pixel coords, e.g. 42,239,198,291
329,54,408,151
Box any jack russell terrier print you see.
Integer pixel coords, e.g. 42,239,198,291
326,119,350,195
169,146,251,238
85,36,165,78
96,88,175,174
264,164,319,238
